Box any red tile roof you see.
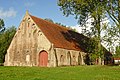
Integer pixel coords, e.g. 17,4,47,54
30,15,88,51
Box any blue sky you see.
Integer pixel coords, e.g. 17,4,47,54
0,0,78,28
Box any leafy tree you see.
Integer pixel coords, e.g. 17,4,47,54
113,46,120,58
44,18,67,27
106,0,120,29
104,0,120,49
102,25,120,52
45,18,77,32
0,19,5,33
58,0,120,64
44,18,54,23
58,0,108,65
105,0,120,53
56,22,67,27
0,26,16,63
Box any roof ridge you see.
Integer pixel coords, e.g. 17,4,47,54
29,14,70,31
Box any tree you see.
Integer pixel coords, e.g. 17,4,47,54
45,18,77,32
102,25,120,52
105,0,120,52
56,22,67,27
58,0,108,65
106,0,120,29
0,26,16,63
0,19,5,33
113,46,120,58
44,18,54,23
116,46,120,55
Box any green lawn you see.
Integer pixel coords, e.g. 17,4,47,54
0,66,120,80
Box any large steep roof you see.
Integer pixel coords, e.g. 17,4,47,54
30,14,91,51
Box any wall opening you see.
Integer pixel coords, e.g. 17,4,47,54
67,51,71,65
38,50,48,67
78,52,82,65
26,54,30,65
72,56,76,65
60,55,64,66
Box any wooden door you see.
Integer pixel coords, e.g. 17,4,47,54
39,51,48,67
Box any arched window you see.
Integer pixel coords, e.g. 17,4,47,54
73,55,76,65
60,55,64,66
67,52,71,65
38,30,42,36
28,17,30,20
28,22,29,27
26,54,30,62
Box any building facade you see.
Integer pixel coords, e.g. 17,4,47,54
4,11,87,67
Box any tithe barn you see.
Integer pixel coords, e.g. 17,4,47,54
4,11,112,67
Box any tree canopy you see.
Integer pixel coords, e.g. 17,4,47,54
0,19,5,33
113,46,120,58
0,26,16,63
58,0,120,65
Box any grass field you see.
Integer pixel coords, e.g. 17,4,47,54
0,65,120,80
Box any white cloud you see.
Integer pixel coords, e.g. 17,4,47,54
71,25,82,33
25,2,34,7
0,7,17,18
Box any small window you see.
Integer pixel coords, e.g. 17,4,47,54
32,23,35,26
28,23,29,27
73,56,76,59
26,54,30,62
60,55,64,62
38,30,41,32
38,30,42,36
27,50,29,52
28,17,30,20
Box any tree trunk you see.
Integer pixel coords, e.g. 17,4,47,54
97,14,102,65
98,56,102,65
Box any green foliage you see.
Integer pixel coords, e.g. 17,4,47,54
44,18,54,23
106,0,120,29
102,26,120,51
116,46,120,54
58,0,120,65
113,46,120,58
44,18,78,32
104,0,120,48
58,0,106,40
44,18,67,27
0,66,120,80
58,0,107,26
0,26,16,63
90,53,98,63
56,22,67,27
0,19,5,29
0,19,5,33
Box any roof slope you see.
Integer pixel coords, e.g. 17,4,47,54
30,15,92,51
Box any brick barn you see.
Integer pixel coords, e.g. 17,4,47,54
4,11,112,67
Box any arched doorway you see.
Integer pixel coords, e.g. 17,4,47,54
67,52,71,65
38,50,48,67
